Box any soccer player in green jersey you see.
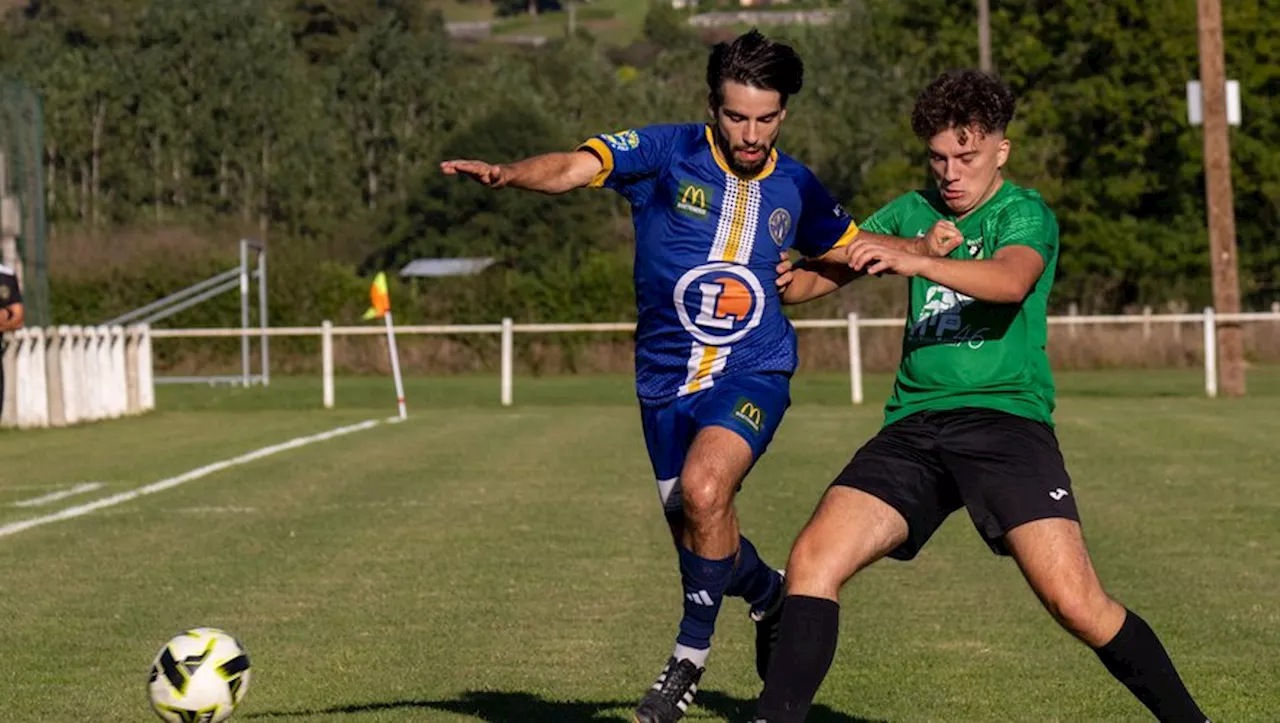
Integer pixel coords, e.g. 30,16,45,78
752,70,1210,722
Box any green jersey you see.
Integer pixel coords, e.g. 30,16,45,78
859,180,1059,427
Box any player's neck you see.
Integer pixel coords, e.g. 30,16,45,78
956,174,1006,221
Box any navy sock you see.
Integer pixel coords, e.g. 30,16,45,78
726,535,782,611
675,545,736,653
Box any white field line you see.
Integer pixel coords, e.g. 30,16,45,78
0,419,382,540
12,482,106,508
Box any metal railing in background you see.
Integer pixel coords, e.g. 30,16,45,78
104,238,268,387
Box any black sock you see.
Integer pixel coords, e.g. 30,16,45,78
1094,609,1208,723
754,595,840,723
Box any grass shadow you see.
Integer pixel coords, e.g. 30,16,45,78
246,688,889,722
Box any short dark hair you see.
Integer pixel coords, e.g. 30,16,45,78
706,29,804,109
911,70,1016,142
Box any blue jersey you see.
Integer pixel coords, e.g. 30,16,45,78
578,123,858,405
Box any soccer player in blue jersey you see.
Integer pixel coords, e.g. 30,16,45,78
441,30,956,723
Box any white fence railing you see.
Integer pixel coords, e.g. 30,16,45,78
145,308,1280,408
1,325,155,429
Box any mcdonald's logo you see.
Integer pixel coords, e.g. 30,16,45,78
676,180,712,219
733,397,765,433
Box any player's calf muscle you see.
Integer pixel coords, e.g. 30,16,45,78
1007,519,1126,646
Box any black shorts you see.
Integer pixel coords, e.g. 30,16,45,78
832,407,1079,559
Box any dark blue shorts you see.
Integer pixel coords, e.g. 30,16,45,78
640,372,791,512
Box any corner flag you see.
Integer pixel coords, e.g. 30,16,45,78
363,272,391,320
362,272,406,420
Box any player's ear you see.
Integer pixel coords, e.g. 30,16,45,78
996,137,1011,169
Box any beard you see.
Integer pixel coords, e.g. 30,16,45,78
712,124,773,177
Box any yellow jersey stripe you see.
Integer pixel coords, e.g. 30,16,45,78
831,219,861,249
722,178,750,262
684,345,718,394
576,138,615,188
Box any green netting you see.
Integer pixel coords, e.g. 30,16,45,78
0,77,48,327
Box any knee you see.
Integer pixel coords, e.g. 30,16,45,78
786,533,825,578
680,469,733,527
1044,587,1121,645
784,530,845,594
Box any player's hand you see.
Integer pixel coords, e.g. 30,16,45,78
774,252,795,293
440,159,508,188
849,243,932,278
920,220,964,257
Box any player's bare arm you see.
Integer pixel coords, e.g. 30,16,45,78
775,221,964,305
845,220,963,259
850,243,1045,304
0,302,22,331
774,254,856,305
439,150,603,194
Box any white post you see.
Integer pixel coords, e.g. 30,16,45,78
83,327,102,421
109,325,127,418
124,327,140,415
1068,301,1079,339
61,326,81,424
240,239,251,387
501,317,514,407
847,312,863,405
0,328,16,427
18,328,49,429
137,323,155,412
1142,305,1152,341
1203,306,1218,399
321,320,334,410
258,244,269,386
384,311,407,420
46,326,66,426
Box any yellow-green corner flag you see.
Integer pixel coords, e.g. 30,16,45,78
362,272,391,320
362,271,406,420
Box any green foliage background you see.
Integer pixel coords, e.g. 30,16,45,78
1,0,1276,335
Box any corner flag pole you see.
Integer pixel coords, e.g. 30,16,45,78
363,272,407,419
384,310,407,420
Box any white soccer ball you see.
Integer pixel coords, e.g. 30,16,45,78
147,627,252,723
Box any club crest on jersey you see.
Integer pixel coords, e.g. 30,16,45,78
966,237,985,259
0,285,8,301
768,208,791,246
673,262,766,346
603,130,639,152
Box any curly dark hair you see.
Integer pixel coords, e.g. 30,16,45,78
911,70,1016,143
706,29,804,110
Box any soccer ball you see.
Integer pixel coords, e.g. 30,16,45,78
147,627,251,723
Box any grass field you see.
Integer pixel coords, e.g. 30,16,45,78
1,370,1278,721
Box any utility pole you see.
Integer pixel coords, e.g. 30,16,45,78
977,0,992,72
1196,0,1246,396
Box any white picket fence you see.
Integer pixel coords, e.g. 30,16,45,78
1,325,155,429
145,308,1280,408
